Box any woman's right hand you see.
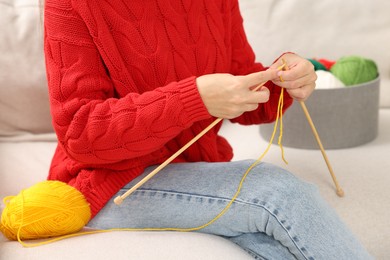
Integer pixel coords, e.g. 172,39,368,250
196,70,279,119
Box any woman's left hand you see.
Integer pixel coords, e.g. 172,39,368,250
270,53,317,101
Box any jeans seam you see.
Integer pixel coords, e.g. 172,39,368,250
235,199,311,260
241,246,268,260
134,188,311,260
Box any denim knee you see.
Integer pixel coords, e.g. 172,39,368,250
247,162,319,207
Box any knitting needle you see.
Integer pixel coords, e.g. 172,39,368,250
114,79,272,205
281,60,344,197
299,101,344,197
114,117,223,205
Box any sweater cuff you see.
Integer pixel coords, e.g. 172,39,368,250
178,76,212,124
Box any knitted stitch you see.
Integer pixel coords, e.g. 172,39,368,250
44,0,292,218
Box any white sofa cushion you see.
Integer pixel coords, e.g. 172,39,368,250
0,0,53,140
0,141,253,260
0,230,253,260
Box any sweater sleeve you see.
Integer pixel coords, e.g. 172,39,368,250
44,2,211,165
228,0,293,125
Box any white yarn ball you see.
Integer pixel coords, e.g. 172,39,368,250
315,70,345,89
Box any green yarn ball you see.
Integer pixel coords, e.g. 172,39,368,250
308,59,327,71
330,56,378,86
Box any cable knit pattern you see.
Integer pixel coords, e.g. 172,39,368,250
44,0,292,217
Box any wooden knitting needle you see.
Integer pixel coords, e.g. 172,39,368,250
114,79,271,205
114,117,222,205
299,101,344,197
281,60,344,197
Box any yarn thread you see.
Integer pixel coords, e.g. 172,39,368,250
0,64,288,247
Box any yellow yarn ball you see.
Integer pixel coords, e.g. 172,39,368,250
0,181,91,241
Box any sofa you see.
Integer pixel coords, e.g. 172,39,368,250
1,1,390,259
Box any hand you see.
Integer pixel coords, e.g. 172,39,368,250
270,53,317,101
196,70,279,119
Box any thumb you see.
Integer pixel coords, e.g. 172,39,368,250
244,69,279,88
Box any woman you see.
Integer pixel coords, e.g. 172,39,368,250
43,0,371,259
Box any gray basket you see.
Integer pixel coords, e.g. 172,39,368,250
259,77,380,149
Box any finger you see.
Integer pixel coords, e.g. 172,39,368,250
286,87,305,101
243,103,260,112
277,69,305,84
277,71,317,90
287,83,315,101
277,61,314,83
244,69,279,88
246,86,270,103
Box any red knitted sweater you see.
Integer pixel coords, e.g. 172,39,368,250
44,0,292,218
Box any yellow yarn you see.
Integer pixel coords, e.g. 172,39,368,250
0,181,90,244
0,63,288,247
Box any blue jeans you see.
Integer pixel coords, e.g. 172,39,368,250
88,160,372,260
